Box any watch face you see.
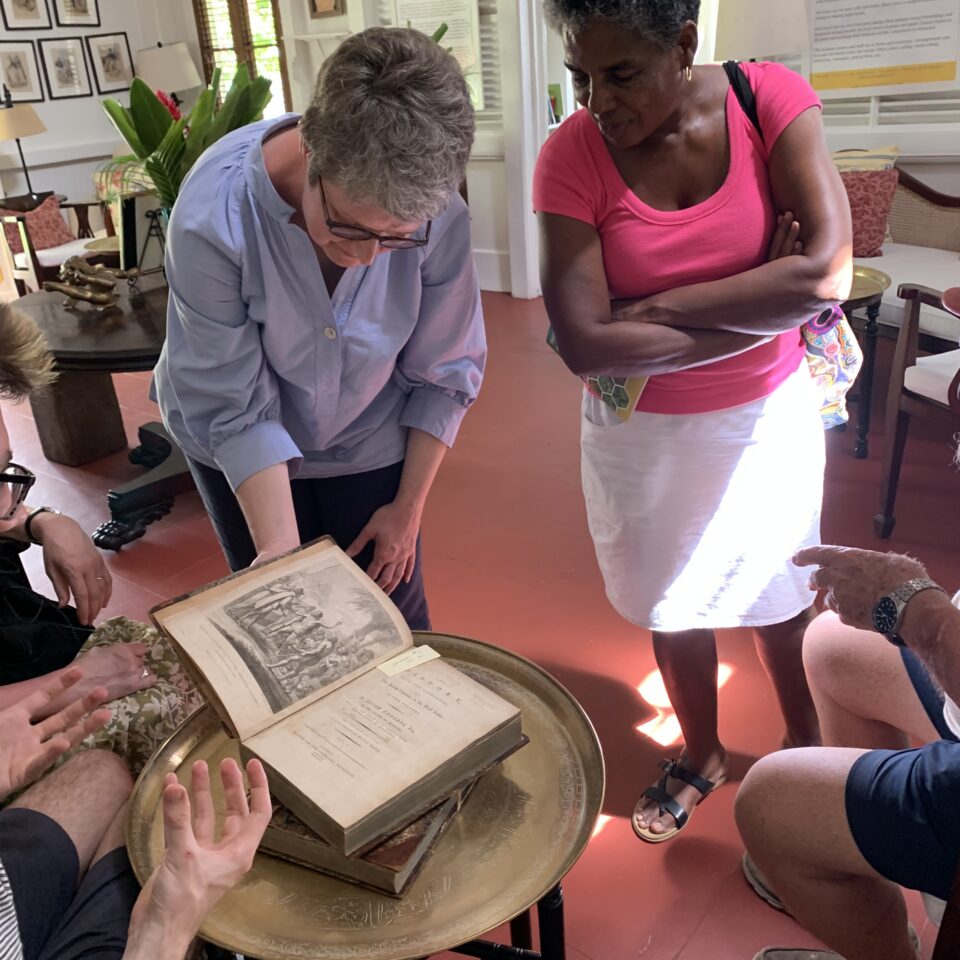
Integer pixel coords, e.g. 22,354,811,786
873,596,899,635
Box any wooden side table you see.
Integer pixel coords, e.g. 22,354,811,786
843,265,891,459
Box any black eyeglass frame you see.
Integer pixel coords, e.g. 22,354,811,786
0,462,35,521
317,177,432,250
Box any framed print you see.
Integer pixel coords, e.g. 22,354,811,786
39,37,91,100
86,32,133,94
310,0,345,17
0,41,44,102
52,0,98,27
0,0,52,31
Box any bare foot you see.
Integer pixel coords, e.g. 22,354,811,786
633,749,728,838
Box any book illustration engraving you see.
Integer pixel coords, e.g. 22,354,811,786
209,565,401,712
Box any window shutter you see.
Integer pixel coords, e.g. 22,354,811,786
192,0,290,113
378,1,502,126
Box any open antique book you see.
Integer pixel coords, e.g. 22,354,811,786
151,538,524,854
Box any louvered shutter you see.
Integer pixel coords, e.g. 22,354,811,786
378,0,502,126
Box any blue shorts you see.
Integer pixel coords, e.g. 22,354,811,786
0,807,139,960
845,648,960,900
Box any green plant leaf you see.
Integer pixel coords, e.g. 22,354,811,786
101,98,148,159
431,22,449,43
245,77,273,122
180,85,216,175
145,115,188,209
203,69,251,150
129,78,173,155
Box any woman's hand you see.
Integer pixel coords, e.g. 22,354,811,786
793,545,930,630
768,212,802,262
346,501,421,595
50,643,155,711
34,512,112,625
125,759,271,960
0,668,110,801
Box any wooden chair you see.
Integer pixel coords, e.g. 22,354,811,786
0,193,117,296
874,284,960,538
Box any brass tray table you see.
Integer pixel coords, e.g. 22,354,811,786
127,632,605,960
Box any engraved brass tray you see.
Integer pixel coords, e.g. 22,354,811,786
846,264,892,309
127,632,605,960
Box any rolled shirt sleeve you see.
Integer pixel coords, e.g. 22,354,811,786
156,217,302,492
396,199,486,447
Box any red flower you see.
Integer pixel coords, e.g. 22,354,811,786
155,90,182,121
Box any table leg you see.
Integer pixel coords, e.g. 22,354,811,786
92,422,195,550
536,885,566,960
28,370,127,467
854,303,880,460
510,911,534,950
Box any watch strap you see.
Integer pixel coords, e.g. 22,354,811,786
24,506,60,545
888,577,946,638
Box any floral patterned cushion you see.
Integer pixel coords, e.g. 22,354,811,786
57,616,205,776
840,169,899,258
0,195,75,256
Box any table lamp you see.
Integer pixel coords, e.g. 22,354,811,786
135,42,202,108
714,0,810,62
0,85,47,202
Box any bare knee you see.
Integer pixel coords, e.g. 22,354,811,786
803,612,865,695
735,754,795,856
62,749,133,801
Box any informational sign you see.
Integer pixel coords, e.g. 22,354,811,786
811,0,960,96
395,0,484,109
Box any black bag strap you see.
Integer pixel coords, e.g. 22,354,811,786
723,60,764,144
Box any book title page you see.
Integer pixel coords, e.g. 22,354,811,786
246,658,519,828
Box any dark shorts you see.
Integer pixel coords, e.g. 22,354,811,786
188,457,431,632
845,647,960,900
0,808,140,960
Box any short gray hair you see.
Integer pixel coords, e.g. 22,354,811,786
543,0,701,49
300,27,475,222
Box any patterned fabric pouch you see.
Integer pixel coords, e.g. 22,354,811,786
546,326,648,422
803,304,863,429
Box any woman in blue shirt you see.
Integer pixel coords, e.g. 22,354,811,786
154,28,486,630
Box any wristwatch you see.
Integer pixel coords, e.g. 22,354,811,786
872,577,946,646
24,506,61,545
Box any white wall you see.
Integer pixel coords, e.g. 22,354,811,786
0,0,183,202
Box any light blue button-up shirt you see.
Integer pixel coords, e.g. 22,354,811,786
153,115,486,492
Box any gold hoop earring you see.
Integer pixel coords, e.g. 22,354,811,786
684,65,693,82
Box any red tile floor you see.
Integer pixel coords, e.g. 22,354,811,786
4,292,959,959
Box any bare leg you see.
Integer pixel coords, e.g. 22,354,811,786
754,606,821,748
634,628,727,836
803,611,938,748
10,750,132,878
736,749,920,960
91,801,128,866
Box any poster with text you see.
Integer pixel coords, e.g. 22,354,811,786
812,0,960,96
395,0,484,110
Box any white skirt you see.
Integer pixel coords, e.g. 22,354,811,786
580,364,824,632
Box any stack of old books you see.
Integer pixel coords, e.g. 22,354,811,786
151,537,526,897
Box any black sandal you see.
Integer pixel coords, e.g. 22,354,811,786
632,757,727,844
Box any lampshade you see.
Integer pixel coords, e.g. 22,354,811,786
136,42,202,94
0,103,46,141
714,0,811,61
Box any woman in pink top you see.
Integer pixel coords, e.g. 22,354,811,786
534,0,852,842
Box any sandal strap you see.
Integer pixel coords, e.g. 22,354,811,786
641,781,689,831
659,758,718,797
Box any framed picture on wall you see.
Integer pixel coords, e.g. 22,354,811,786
0,0,52,31
310,0,345,17
52,0,98,27
0,42,44,102
39,36,91,100
86,32,133,94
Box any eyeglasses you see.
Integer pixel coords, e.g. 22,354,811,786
0,462,35,521
318,177,431,250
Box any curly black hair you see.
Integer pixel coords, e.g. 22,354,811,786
543,0,701,49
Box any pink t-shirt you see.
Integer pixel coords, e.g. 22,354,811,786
533,61,822,415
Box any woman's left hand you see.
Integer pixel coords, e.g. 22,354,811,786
37,513,112,625
346,501,421,595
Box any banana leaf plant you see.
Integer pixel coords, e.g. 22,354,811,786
101,65,272,210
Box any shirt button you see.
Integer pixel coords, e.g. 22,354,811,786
323,326,337,340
